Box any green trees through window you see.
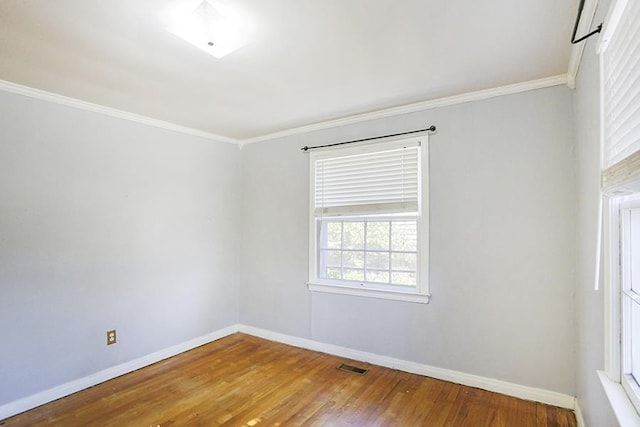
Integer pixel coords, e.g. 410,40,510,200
319,218,417,286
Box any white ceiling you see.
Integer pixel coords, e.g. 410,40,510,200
0,0,578,141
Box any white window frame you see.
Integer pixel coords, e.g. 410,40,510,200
307,134,430,304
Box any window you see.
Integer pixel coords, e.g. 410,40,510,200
604,196,640,419
599,0,640,420
620,198,640,412
319,219,418,286
307,136,430,303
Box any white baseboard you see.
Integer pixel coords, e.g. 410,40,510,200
575,398,586,427
0,325,239,421
237,324,576,410
1,323,576,421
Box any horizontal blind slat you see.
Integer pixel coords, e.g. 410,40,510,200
317,176,418,188
608,100,640,146
314,201,419,217
316,166,419,180
316,156,418,172
316,148,418,164
607,56,640,119
316,189,419,203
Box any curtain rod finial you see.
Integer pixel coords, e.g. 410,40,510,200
428,125,436,132
301,146,309,152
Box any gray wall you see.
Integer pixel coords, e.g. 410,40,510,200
0,91,240,405
573,0,619,424
0,71,588,410
240,86,577,395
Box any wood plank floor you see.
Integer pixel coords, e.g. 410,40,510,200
1,333,576,426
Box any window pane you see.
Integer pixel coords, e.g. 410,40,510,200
391,272,416,286
343,269,364,282
632,300,640,383
366,252,389,270
343,251,364,268
326,267,341,280
325,250,341,267
327,222,342,249
391,253,417,271
631,210,640,292
367,270,390,283
391,221,417,251
344,222,364,249
366,221,390,250
316,216,419,289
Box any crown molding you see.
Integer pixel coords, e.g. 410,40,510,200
239,74,570,147
567,0,600,87
1,75,570,148
0,79,238,145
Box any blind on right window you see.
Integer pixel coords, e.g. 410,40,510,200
601,0,640,174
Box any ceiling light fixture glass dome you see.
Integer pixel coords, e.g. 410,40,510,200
164,0,247,58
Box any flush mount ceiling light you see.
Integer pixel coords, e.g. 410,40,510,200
164,0,246,58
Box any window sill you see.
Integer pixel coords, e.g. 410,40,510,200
307,282,431,304
598,371,640,427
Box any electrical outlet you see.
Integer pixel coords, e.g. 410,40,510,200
107,329,116,345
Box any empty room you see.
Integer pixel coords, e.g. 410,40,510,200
0,0,639,425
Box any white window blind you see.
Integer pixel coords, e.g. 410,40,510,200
602,0,640,169
313,141,420,217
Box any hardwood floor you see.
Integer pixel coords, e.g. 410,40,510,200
1,333,576,426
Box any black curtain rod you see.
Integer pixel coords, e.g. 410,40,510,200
300,125,436,152
571,0,602,44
